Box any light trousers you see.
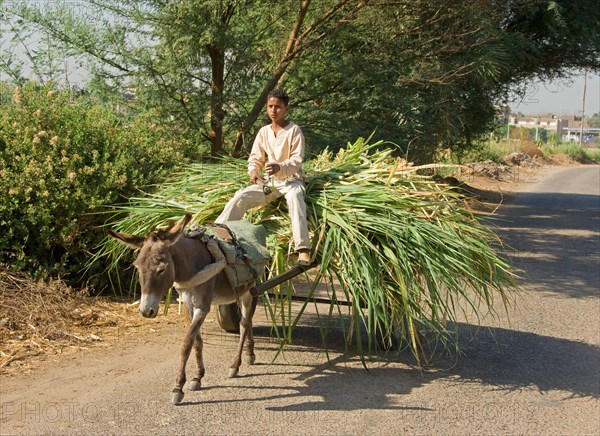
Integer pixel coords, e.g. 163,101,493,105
215,179,310,251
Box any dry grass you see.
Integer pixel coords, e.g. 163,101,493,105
0,266,137,374
519,140,544,159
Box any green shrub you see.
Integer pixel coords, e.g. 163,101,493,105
0,82,201,283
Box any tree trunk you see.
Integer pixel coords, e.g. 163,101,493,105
207,44,225,157
232,0,312,156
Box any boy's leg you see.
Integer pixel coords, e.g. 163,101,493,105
278,180,310,252
215,185,269,223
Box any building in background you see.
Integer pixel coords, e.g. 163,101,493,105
508,113,598,143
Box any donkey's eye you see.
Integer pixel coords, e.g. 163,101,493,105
156,267,166,275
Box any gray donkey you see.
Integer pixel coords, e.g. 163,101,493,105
109,214,258,404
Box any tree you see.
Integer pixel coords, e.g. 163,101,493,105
228,0,367,155
285,1,516,159
500,1,600,81
286,0,600,160
3,0,365,156
3,0,599,161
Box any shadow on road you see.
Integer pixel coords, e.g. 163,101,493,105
486,192,599,298
194,321,599,411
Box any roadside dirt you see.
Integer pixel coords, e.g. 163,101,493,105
0,269,148,377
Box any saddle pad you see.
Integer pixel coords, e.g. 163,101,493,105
187,221,271,289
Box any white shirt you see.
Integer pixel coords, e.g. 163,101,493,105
247,122,306,181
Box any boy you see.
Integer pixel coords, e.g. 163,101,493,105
215,88,311,266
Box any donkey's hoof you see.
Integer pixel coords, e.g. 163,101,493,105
171,390,185,405
188,379,202,391
228,367,239,378
244,354,256,365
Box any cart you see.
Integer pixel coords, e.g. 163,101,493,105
215,261,318,333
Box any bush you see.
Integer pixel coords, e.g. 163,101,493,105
450,140,513,164
519,140,544,159
0,82,201,284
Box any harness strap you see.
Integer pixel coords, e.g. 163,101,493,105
173,238,226,289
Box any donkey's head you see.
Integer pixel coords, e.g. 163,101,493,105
108,215,192,318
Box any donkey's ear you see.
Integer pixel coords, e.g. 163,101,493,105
162,214,192,244
107,229,145,249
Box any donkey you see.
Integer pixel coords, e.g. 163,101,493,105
108,214,259,404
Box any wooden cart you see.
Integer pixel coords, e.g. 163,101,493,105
215,261,318,332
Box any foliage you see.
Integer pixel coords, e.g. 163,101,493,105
547,131,560,147
1,0,365,156
94,138,516,361
3,0,599,162
450,141,510,164
288,0,510,161
500,1,600,82
453,135,600,164
0,82,200,281
1,0,597,292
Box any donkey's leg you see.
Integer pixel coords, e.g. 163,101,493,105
228,292,256,377
172,307,208,404
181,303,205,392
244,327,256,366
243,295,258,365
188,333,205,391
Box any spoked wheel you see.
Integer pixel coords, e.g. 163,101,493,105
215,303,241,333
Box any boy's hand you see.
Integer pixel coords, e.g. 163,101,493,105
249,170,260,184
265,162,280,177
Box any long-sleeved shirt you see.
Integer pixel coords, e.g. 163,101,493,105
247,122,307,182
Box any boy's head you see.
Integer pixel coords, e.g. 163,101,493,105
267,88,289,107
266,88,290,124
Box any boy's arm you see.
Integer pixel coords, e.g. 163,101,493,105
247,130,266,182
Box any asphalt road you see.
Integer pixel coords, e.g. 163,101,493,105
1,165,599,435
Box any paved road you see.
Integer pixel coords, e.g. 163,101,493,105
1,166,599,435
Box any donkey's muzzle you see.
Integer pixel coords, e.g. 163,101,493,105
139,293,160,318
140,306,157,318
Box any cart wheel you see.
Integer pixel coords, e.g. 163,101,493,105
215,303,241,333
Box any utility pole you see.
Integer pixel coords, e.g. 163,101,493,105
579,71,587,146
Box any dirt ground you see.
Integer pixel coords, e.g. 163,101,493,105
1,157,598,435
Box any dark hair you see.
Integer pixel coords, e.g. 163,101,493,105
267,88,289,106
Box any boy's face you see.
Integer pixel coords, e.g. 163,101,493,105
267,97,289,124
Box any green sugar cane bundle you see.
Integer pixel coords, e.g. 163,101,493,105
299,139,515,362
93,137,515,362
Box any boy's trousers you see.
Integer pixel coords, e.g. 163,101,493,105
215,179,310,251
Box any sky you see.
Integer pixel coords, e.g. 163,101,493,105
509,72,600,116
